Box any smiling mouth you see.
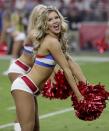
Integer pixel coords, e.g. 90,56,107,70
53,25,60,31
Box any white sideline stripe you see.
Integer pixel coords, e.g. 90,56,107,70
39,108,73,119
75,57,109,62
7,106,15,110
1,56,109,62
0,123,14,129
0,108,73,129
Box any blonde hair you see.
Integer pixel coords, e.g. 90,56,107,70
27,4,47,33
33,7,68,51
35,7,68,38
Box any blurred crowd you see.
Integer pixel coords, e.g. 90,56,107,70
0,0,109,55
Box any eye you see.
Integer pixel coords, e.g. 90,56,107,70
55,16,59,19
48,18,52,22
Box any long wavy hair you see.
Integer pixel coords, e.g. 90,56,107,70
33,7,68,52
27,4,47,34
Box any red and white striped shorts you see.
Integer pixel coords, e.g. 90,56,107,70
11,75,39,95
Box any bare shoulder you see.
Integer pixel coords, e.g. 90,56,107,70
44,35,60,49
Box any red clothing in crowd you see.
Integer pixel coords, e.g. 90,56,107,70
96,38,109,53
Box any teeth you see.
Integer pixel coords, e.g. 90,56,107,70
54,25,59,28
54,24,58,27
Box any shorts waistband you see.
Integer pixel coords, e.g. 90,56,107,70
23,46,33,54
21,75,39,94
15,59,30,72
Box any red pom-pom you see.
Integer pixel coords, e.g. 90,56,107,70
71,82,109,121
41,79,55,99
42,70,72,100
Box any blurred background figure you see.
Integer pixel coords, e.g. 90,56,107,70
96,27,109,53
1,0,27,75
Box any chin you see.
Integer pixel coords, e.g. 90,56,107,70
54,30,61,34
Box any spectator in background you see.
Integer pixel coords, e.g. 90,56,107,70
14,0,26,10
83,0,108,22
66,2,83,51
2,8,26,75
0,9,2,33
96,28,109,53
0,9,12,50
67,6,83,30
58,0,69,18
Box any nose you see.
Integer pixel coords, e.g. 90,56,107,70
52,18,58,24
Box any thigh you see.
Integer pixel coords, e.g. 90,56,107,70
8,73,22,83
12,90,36,125
34,96,40,131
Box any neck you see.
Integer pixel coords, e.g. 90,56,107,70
48,32,60,40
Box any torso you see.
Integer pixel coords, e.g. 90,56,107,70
35,53,56,68
19,38,35,67
27,35,57,90
19,53,34,67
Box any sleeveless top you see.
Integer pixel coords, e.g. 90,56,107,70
35,54,56,68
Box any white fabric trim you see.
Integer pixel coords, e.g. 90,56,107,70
8,60,31,74
24,46,33,52
14,123,21,131
11,77,33,94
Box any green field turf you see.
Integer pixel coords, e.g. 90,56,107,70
0,53,109,131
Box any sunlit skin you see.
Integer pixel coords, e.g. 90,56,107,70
47,11,86,83
47,11,61,36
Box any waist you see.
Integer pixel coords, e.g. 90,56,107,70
28,65,53,86
19,55,34,67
